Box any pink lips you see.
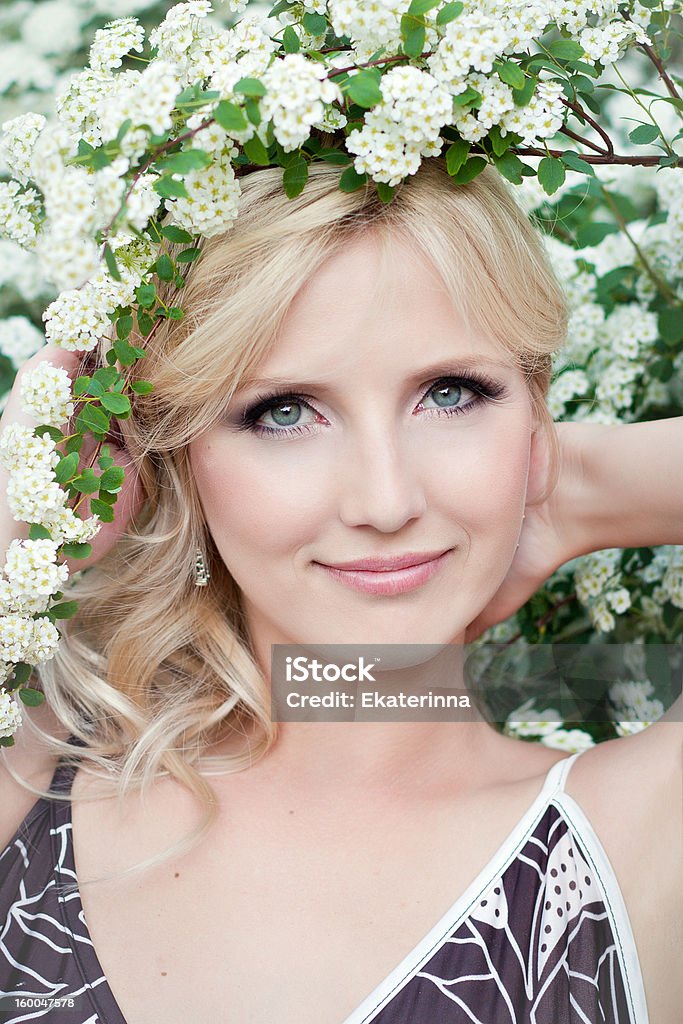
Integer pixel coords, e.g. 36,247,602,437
315,549,453,596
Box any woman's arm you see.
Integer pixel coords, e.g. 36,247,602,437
465,417,683,642
561,416,683,558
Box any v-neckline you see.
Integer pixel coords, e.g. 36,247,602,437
53,751,578,1024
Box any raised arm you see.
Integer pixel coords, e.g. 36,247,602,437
564,416,683,555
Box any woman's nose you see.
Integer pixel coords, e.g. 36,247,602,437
337,427,427,532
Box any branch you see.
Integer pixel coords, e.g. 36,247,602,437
561,98,614,155
558,124,606,155
509,145,681,167
638,41,681,102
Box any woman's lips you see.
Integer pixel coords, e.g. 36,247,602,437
314,549,453,596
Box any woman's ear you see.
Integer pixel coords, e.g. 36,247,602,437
526,423,556,508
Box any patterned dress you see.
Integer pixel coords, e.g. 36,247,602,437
0,740,649,1024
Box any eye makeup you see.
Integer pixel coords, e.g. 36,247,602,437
231,369,509,440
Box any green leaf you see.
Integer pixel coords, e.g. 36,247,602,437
112,338,138,366
73,468,101,494
575,221,619,247
64,434,83,455
131,380,154,395
73,375,91,397
75,404,111,435
156,254,175,281
346,70,383,108
488,126,511,157
136,283,156,309
10,663,33,687
548,39,584,61
116,314,133,340
28,524,52,540
339,166,369,192
54,451,80,484
436,1,463,25
92,366,119,389
234,77,267,97
658,308,683,345
561,152,595,176
214,100,249,133
282,155,309,199
176,247,202,263
628,123,659,145
153,175,189,200
512,77,536,106
495,61,525,90
376,182,395,204
244,97,261,127
100,392,131,416
61,542,93,560
408,0,440,13
537,156,566,195
90,498,115,521
18,687,45,707
35,425,63,443
302,11,327,34
445,138,470,175
137,312,155,337
283,25,300,52
400,16,425,58
161,225,193,243
452,86,481,108
243,135,270,165
99,465,125,492
103,243,122,282
449,156,487,184
50,600,79,619
495,151,525,184
155,150,211,174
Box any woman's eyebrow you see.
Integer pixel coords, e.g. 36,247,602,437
236,356,515,393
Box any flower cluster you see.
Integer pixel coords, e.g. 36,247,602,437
0,0,681,743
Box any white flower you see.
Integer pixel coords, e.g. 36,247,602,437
0,113,46,185
20,362,74,428
0,317,44,369
0,688,23,739
261,54,343,153
541,728,596,753
505,699,565,738
89,17,145,73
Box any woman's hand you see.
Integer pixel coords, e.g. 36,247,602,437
464,422,587,644
0,345,145,574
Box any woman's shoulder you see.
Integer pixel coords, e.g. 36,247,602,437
0,702,69,851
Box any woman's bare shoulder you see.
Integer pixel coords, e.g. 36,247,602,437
0,702,70,850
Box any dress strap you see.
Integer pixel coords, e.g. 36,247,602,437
540,749,589,802
48,733,87,796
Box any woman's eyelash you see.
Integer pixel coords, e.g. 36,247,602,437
236,373,508,439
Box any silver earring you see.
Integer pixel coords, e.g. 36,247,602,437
194,548,211,586
515,513,526,550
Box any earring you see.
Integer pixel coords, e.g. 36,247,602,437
194,548,211,586
515,512,526,550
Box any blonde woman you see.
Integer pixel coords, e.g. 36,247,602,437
1,161,681,1024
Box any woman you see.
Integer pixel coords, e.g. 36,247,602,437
0,160,681,1024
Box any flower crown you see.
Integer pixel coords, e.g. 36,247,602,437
0,0,680,743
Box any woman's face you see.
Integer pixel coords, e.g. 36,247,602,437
189,231,545,660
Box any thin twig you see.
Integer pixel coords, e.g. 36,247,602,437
559,124,606,155
561,97,614,155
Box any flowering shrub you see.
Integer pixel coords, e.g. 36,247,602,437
0,0,682,748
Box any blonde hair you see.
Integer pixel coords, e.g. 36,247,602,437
7,158,567,891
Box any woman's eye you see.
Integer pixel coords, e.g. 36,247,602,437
239,374,504,438
419,379,475,412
